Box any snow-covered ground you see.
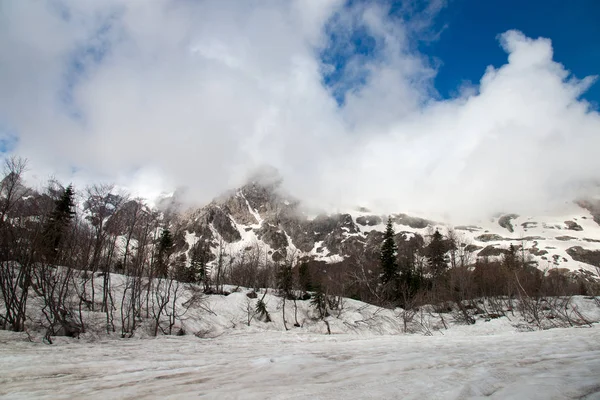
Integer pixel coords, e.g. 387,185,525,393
0,325,599,399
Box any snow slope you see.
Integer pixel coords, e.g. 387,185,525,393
1,326,600,399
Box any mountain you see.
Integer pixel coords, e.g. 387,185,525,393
170,179,600,279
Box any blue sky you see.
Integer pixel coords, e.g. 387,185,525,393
323,0,600,107
427,0,600,107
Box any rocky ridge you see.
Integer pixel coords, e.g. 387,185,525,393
172,182,600,276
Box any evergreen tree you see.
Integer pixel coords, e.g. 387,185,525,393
189,243,207,284
380,217,398,285
298,262,312,292
43,184,76,260
173,254,194,283
503,243,518,270
277,264,293,299
255,298,271,322
427,230,449,278
398,245,421,300
156,228,174,277
310,283,328,319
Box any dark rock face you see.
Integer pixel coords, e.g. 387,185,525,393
241,181,289,216
390,213,432,229
475,233,544,243
327,235,365,258
364,230,385,258
465,244,483,253
566,246,600,267
498,214,519,233
455,225,482,232
577,199,600,226
478,245,508,257
564,221,583,231
221,192,258,226
583,238,600,243
172,229,189,253
521,221,538,229
271,250,285,262
314,214,360,255
555,236,577,241
256,223,288,251
201,205,241,243
476,234,505,242
529,247,548,256
356,215,383,226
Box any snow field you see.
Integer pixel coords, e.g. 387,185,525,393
1,326,600,399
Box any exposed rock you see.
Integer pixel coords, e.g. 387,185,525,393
555,236,577,241
564,220,583,231
520,236,546,241
206,206,241,243
327,235,365,258
576,199,600,226
221,192,258,225
455,225,482,232
465,244,483,253
320,214,361,255
271,251,285,263
566,246,600,267
364,230,385,259
529,247,548,256
355,215,383,226
175,180,600,275
256,224,288,250
543,223,562,230
390,213,432,229
521,222,538,229
478,245,508,257
475,234,505,242
172,229,189,253
498,214,519,233
241,182,283,218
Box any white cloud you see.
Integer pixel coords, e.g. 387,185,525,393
1,1,599,221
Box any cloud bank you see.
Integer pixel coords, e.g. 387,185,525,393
1,0,599,221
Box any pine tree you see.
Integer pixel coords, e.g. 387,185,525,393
380,217,398,285
277,264,293,299
189,243,207,284
427,230,449,278
503,243,518,270
156,228,174,278
298,262,312,292
255,298,271,322
43,184,76,260
398,245,420,301
310,284,328,319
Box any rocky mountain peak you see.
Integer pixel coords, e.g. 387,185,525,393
174,180,600,275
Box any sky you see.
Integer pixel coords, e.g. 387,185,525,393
1,0,600,221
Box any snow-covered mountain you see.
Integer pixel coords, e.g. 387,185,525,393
172,179,600,277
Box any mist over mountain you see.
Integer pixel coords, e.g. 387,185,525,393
1,1,600,221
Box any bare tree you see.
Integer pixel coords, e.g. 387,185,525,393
0,157,31,332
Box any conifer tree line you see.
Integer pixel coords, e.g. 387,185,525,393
371,216,598,323
0,156,598,339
